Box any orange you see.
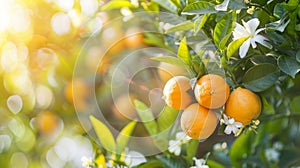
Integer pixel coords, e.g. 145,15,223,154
124,28,145,49
181,103,218,140
36,111,59,136
157,62,189,84
163,76,192,110
194,74,230,109
64,78,89,111
225,87,262,125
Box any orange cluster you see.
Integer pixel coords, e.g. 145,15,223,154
163,74,262,140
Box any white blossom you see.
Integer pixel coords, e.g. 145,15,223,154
81,156,94,168
265,148,280,162
233,18,272,58
168,131,192,156
190,157,209,168
222,114,243,135
273,142,283,151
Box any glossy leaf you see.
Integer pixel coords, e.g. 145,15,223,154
194,14,209,34
206,160,225,168
296,50,300,63
227,36,249,59
151,56,188,68
156,155,189,168
134,100,158,136
182,1,216,15
165,21,194,33
157,106,179,132
250,55,277,65
185,140,199,164
178,37,191,66
229,132,254,168
266,15,290,32
278,55,300,78
243,63,280,92
153,0,178,13
90,116,116,152
132,160,164,168
116,121,137,154
214,12,235,50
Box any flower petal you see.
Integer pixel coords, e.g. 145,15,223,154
174,145,181,156
224,125,234,134
244,18,260,35
234,122,243,128
255,28,265,35
228,118,235,124
233,22,248,39
176,132,185,140
253,35,273,49
250,37,257,48
239,39,251,58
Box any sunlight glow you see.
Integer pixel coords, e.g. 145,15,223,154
51,12,71,35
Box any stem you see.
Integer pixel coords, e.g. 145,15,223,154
260,113,300,122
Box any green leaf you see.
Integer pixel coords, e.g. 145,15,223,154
116,121,137,154
181,1,216,15
185,140,199,164
243,63,280,92
132,160,164,168
157,106,179,132
296,50,300,63
151,56,188,68
282,0,299,11
134,99,158,136
153,0,178,13
156,155,189,168
100,0,135,11
165,21,194,33
214,12,235,50
178,37,191,65
90,116,116,152
250,55,277,65
273,3,286,18
227,36,249,59
194,14,209,34
278,55,300,78
141,1,159,12
265,15,290,32
206,160,225,168
290,96,300,113
279,148,300,167
229,132,254,168
261,97,275,115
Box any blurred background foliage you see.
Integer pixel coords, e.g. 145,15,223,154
0,0,300,168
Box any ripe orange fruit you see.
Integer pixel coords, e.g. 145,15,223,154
194,74,230,109
124,28,145,49
181,103,218,140
163,76,192,110
225,87,262,125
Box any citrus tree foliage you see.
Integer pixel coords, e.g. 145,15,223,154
0,0,300,168
90,0,300,167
